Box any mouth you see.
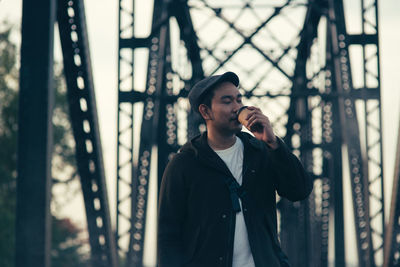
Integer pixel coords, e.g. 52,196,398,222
231,118,241,125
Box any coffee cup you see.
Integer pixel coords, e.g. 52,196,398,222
237,106,250,125
237,106,263,132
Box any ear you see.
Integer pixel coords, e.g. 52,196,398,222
198,104,213,121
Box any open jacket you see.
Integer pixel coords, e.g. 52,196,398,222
158,131,313,267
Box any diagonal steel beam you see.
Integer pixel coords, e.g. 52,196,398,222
57,0,117,266
207,2,292,78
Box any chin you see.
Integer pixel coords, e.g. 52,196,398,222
222,121,242,134
233,126,242,134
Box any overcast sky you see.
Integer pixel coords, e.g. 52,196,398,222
1,0,399,265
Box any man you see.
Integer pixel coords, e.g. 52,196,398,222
158,71,313,267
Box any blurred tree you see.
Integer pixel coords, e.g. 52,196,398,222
0,21,19,267
0,21,88,267
51,217,89,267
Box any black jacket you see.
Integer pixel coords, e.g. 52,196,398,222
158,131,313,267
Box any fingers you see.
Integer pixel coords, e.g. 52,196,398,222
244,108,270,133
244,107,277,145
247,113,263,127
245,106,261,116
245,107,267,125
245,106,261,120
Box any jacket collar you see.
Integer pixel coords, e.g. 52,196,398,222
180,131,265,177
185,131,265,156
237,131,265,151
191,131,264,151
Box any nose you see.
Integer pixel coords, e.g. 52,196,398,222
233,101,243,113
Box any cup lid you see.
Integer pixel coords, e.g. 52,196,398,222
237,106,248,115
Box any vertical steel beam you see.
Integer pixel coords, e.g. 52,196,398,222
282,1,323,266
155,27,178,191
326,24,346,267
327,0,375,266
384,112,400,267
357,0,385,264
126,1,170,265
116,0,136,262
15,0,56,266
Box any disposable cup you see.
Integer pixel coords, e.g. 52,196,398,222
237,106,263,132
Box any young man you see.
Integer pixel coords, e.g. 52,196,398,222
158,71,313,267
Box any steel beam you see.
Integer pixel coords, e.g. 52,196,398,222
170,0,205,138
383,106,400,267
328,0,375,265
325,24,346,267
15,0,56,266
357,1,385,264
116,0,136,262
125,1,171,265
116,1,204,265
57,0,118,266
282,1,326,266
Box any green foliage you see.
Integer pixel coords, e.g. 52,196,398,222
51,217,89,267
0,21,88,267
0,22,18,183
0,21,18,267
52,63,76,179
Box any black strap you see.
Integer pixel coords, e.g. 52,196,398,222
223,175,291,267
223,175,246,213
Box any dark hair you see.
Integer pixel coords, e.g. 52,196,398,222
198,86,216,109
197,84,219,123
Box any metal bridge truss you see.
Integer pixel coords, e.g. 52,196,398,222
282,0,384,266
57,0,118,266
116,0,385,266
18,0,396,266
17,0,118,266
116,0,204,265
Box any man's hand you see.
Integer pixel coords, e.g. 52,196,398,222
244,106,279,149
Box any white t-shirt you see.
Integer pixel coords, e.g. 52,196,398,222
214,137,256,267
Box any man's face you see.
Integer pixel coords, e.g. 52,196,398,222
201,82,244,135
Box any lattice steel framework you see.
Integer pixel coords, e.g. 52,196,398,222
57,0,118,266
330,0,384,265
116,0,203,265
116,0,384,266
17,0,117,266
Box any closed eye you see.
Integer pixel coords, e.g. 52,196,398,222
221,95,242,104
220,96,233,104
